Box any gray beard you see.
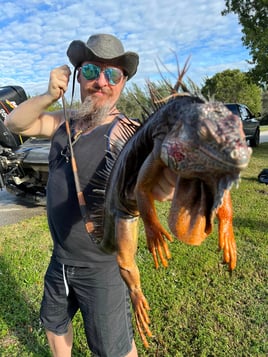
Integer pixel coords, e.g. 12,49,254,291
72,96,112,131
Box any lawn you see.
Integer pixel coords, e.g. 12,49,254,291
0,144,267,356
260,124,268,132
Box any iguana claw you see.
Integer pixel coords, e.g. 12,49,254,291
217,190,237,271
145,222,173,269
129,289,152,348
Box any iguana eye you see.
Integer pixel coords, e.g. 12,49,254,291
230,149,239,160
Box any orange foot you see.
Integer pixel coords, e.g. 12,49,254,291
217,190,237,271
129,288,152,348
144,221,173,269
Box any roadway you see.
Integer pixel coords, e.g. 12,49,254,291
0,190,46,226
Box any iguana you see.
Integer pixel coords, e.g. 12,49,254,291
82,64,252,347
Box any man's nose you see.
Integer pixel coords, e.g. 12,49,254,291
96,71,108,86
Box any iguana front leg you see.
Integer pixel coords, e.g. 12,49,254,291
116,216,152,348
216,190,237,271
135,154,173,269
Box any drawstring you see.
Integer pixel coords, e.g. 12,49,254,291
62,264,69,296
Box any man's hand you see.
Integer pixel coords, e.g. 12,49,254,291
47,65,71,101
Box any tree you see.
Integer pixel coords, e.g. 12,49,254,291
261,91,268,123
222,0,268,86
118,83,150,119
201,69,262,114
118,80,172,120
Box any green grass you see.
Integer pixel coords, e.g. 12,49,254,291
0,144,267,356
260,124,268,131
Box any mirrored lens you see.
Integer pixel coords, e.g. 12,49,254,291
81,64,100,81
104,67,123,85
81,64,123,85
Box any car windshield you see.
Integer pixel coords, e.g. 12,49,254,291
225,104,239,116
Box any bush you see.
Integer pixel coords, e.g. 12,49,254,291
260,114,268,125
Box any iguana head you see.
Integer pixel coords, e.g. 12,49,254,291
161,101,251,179
160,99,252,245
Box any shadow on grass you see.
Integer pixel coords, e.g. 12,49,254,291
0,256,90,356
233,216,268,233
242,176,260,182
0,256,50,356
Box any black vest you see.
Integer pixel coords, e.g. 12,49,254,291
46,117,133,267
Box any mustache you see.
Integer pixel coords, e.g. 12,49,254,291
88,84,112,95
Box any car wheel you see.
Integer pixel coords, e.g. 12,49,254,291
249,128,260,147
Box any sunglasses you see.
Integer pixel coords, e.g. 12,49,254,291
81,63,124,85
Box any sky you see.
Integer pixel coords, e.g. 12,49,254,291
0,0,251,101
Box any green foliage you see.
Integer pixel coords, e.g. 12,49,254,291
43,99,81,112
46,101,62,112
222,0,268,86
118,83,151,119
118,80,174,121
201,69,262,114
0,144,267,356
261,91,268,117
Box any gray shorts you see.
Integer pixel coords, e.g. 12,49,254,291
40,257,133,357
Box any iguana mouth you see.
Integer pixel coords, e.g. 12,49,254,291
199,145,251,170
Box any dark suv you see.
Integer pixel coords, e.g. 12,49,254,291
225,103,260,147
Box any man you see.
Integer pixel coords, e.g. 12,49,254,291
5,34,175,356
